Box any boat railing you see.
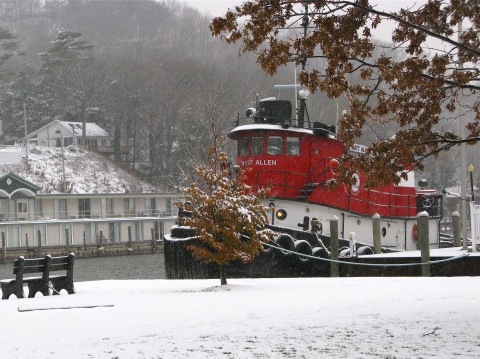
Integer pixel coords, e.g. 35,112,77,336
306,157,333,185
348,190,418,218
251,167,440,218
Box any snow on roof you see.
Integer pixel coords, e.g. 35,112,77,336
60,121,110,137
27,120,111,139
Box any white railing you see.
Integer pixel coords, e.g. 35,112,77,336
0,210,176,222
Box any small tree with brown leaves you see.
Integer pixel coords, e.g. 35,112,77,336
177,147,275,285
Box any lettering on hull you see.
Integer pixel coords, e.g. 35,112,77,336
241,159,277,166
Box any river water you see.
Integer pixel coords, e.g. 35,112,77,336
0,253,166,282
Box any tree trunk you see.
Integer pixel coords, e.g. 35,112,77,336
219,264,227,285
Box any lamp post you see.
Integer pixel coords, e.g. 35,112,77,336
56,130,65,193
468,164,475,202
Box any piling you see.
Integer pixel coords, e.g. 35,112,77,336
330,216,339,277
372,213,381,254
65,228,70,254
37,230,42,256
151,228,156,253
452,211,461,247
417,211,430,277
1,232,5,262
127,226,133,255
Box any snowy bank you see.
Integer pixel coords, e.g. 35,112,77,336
1,277,479,358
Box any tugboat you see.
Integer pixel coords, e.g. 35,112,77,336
227,89,442,251
224,3,442,252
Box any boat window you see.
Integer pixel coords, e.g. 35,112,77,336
239,137,249,156
250,136,263,155
286,137,300,156
267,136,283,155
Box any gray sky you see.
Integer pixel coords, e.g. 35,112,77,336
182,0,425,18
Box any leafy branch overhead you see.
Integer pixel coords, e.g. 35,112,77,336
211,0,480,187
177,148,275,285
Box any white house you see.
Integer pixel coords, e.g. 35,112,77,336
26,120,112,150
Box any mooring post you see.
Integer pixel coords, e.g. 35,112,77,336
65,228,70,253
151,228,156,253
1,232,6,262
127,226,132,255
452,211,461,247
372,213,381,254
417,211,430,277
37,230,42,256
349,232,355,257
330,215,339,277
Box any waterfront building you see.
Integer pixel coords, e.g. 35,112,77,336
0,171,179,249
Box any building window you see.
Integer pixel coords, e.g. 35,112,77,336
106,198,114,217
109,222,121,242
250,136,263,155
7,225,21,247
146,198,156,216
84,222,97,245
286,137,300,156
153,221,164,240
34,224,47,246
267,136,283,155
64,137,73,146
0,199,9,220
56,199,68,219
239,137,249,156
17,201,28,213
34,199,43,219
123,198,135,216
166,197,178,216
60,223,73,245
78,199,91,219
134,221,143,241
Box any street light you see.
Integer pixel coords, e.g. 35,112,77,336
468,164,475,202
56,130,65,193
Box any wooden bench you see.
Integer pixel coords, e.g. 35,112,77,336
0,253,76,299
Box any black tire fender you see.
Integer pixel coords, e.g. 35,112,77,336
274,234,296,255
294,240,312,262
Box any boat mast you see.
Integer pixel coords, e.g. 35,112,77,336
297,3,309,129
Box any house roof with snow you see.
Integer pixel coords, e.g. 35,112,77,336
27,120,111,140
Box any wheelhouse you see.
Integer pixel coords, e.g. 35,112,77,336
228,98,441,220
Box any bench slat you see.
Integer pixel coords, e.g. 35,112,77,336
20,267,48,274
1,253,75,299
50,257,69,264
49,264,69,271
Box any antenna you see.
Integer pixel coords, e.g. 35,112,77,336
297,3,309,129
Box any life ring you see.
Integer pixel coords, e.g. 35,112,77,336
329,158,340,177
413,224,418,242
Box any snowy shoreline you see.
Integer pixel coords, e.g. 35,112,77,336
1,277,479,358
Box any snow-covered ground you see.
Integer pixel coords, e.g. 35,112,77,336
1,277,479,358
0,145,157,194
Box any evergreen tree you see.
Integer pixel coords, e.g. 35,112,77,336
39,30,105,145
1,62,54,139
